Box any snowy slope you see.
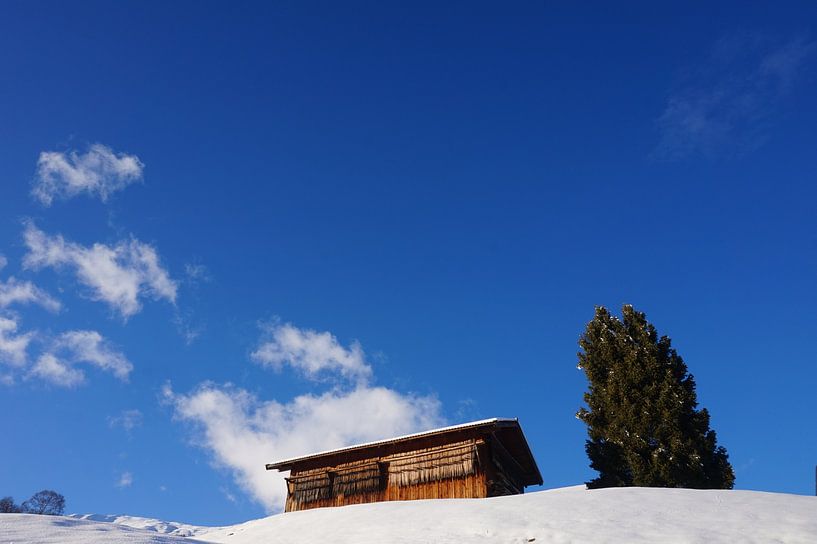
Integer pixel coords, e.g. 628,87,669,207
3,486,816,544
0,513,200,543
68,513,207,537
199,486,817,544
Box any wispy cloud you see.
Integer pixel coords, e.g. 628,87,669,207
220,487,238,504
656,36,815,159
23,222,177,319
251,321,373,383
54,330,133,380
28,330,132,387
184,263,211,285
116,471,134,488
172,311,204,346
171,263,209,345
0,277,61,312
33,144,143,206
0,316,33,368
29,353,85,387
0,252,59,312
108,409,144,434
454,398,479,422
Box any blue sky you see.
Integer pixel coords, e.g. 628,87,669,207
1,0,816,526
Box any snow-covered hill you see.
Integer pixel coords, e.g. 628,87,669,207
68,513,206,537
2,486,816,544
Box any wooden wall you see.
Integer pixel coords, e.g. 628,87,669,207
284,439,492,512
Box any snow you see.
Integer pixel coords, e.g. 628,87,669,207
68,513,206,537
2,486,816,544
0,513,198,543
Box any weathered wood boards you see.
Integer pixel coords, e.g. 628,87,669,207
267,418,542,512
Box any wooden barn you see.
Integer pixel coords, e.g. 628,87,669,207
265,418,543,512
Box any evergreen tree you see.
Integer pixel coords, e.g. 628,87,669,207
576,305,734,489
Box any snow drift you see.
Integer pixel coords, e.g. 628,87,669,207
68,513,204,537
2,486,815,544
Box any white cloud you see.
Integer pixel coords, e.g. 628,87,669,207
0,277,61,312
251,322,373,383
53,330,133,381
172,311,203,346
27,330,132,387
170,321,444,511
758,38,816,89
220,487,238,504
33,144,143,206
0,316,33,368
117,471,134,488
108,409,144,433
657,37,815,159
23,222,177,318
184,263,211,284
29,353,85,387
165,383,442,512
0,255,7,271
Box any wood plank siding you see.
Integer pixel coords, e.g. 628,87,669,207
267,418,542,512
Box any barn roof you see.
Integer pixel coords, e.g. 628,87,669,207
266,418,543,486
